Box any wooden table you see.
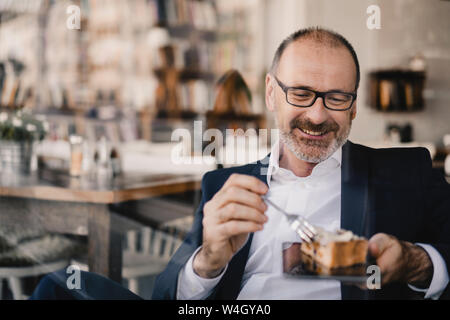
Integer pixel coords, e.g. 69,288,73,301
0,168,202,283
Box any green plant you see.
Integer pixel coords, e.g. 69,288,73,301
0,110,48,142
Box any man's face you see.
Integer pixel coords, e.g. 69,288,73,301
266,39,357,163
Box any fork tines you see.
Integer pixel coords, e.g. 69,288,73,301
262,195,318,243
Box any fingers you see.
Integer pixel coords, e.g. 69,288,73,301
368,233,403,286
206,174,269,216
202,173,269,249
215,186,268,213
218,203,268,224
218,220,263,238
368,233,394,258
223,173,268,195
197,174,269,272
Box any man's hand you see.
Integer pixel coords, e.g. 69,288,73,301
193,174,269,279
369,233,433,288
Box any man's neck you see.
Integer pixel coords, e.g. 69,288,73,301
278,144,318,178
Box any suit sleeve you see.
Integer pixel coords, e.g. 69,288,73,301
152,172,211,300
418,148,450,299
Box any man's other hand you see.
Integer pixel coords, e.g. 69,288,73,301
369,233,433,288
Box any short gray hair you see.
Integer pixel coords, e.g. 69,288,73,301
270,27,360,90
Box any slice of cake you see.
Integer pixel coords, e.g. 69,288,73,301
300,228,368,269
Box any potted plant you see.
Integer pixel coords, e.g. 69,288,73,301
0,110,48,174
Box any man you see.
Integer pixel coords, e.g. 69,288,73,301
30,27,449,301
152,27,450,300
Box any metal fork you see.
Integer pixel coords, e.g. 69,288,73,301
262,195,318,243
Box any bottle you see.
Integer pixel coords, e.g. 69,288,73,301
81,140,93,176
110,145,121,177
69,135,84,177
96,136,113,180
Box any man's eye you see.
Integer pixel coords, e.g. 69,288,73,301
328,95,351,104
292,91,313,98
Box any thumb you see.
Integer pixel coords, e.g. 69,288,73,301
368,233,391,258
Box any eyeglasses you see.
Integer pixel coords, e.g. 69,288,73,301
274,76,357,111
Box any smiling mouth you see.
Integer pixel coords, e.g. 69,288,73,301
298,127,328,136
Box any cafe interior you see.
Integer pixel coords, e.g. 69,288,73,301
0,0,449,299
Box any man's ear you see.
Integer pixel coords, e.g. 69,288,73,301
265,74,276,112
351,101,357,120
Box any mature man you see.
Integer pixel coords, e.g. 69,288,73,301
152,27,450,300
30,27,450,300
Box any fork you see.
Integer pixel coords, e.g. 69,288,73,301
261,194,318,243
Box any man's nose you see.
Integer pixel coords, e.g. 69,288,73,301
303,96,330,124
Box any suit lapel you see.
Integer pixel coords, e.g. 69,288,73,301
250,155,271,185
341,141,370,237
340,141,371,300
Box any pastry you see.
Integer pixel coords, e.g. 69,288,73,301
300,228,368,269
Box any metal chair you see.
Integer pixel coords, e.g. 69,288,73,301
122,226,183,295
71,223,189,296
0,234,83,300
0,260,69,300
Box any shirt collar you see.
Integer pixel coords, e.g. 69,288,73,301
265,139,342,186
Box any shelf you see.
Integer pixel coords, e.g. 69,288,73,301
370,107,425,113
153,68,215,82
166,24,217,42
155,109,199,120
206,111,265,121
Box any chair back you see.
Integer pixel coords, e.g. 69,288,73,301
125,226,183,261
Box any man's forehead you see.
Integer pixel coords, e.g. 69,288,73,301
277,39,356,91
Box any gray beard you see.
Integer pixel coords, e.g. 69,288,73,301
278,122,351,163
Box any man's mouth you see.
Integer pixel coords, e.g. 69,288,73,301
295,127,332,140
299,128,327,136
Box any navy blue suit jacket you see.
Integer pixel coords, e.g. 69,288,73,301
152,141,450,300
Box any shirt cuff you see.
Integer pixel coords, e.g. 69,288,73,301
407,243,449,299
176,246,228,300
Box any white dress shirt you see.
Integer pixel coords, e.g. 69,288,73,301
177,140,449,299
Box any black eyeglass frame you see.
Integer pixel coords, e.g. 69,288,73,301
274,76,357,111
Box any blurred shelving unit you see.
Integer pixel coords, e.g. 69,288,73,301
0,0,269,146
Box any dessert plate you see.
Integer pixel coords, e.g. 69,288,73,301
282,242,376,287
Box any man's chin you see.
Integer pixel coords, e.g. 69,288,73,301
296,148,332,163
279,121,351,163
282,135,341,163
286,142,333,163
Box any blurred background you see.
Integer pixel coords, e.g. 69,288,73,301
0,0,449,300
